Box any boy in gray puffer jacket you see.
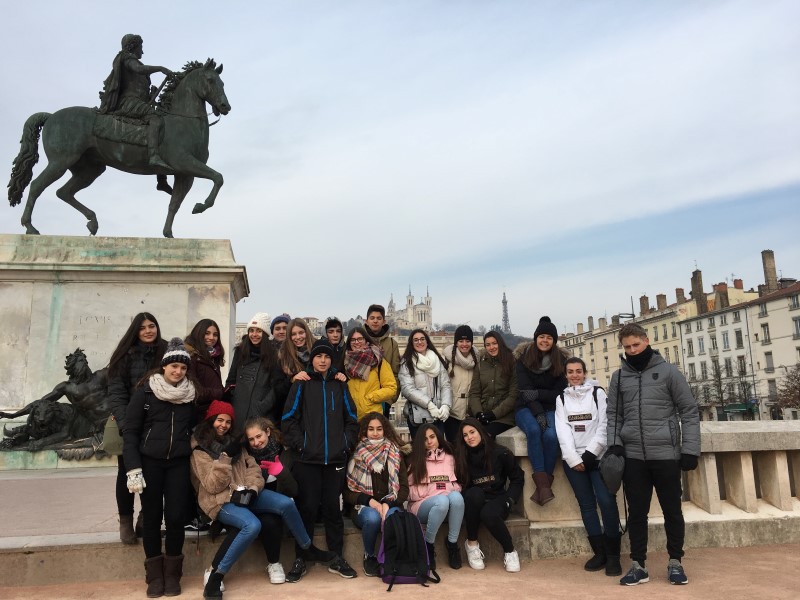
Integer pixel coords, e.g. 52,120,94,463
607,324,699,587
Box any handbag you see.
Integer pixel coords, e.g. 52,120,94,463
102,415,124,456
599,371,624,494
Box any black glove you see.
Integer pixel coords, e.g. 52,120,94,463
607,445,625,457
535,414,548,431
475,411,485,422
504,497,514,512
221,439,242,458
581,450,598,471
482,411,496,424
680,453,698,471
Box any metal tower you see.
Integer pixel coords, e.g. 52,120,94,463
501,292,511,334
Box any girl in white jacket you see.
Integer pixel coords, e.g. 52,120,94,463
554,357,621,577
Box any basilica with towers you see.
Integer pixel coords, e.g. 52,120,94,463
386,287,433,331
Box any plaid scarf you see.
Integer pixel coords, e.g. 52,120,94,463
344,344,383,381
346,438,401,500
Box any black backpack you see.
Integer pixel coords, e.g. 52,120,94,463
378,510,440,591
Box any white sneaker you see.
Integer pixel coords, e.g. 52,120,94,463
204,567,225,591
504,550,520,572
464,541,485,570
267,562,286,584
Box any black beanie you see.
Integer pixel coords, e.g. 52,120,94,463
533,316,558,341
161,337,191,366
454,325,474,344
309,338,334,361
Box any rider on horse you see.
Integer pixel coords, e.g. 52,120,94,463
98,34,173,170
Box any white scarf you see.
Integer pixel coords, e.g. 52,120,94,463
452,348,476,370
414,349,441,377
148,373,196,404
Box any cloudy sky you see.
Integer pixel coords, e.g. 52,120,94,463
1,1,798,336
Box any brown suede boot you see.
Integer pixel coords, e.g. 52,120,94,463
119,515,137,545
533,472,554,505
530,473,541,504
163,554,184,596
144,555,165,598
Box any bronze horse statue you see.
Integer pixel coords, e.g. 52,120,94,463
8,59,230,238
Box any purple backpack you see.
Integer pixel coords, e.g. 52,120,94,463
377,510,440,591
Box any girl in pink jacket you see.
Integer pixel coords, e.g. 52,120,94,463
407,424,464,570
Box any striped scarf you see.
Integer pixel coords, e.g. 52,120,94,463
346,438,401,500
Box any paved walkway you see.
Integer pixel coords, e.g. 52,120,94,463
1,467,798,599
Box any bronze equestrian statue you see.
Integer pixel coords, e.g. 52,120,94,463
7,34,231,238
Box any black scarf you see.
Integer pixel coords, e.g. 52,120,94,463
625,346,654,372
248,437,282,464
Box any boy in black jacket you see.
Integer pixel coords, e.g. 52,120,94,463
282,339,359,582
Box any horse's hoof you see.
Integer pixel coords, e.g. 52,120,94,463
87,220,98,236
192,203,205,214
163,230,174,239
23,224,40,235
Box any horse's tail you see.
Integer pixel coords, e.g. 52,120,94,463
8,112,51,207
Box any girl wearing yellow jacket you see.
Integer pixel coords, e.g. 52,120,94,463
343,327,397,418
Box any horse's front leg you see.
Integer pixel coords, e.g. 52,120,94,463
169,156,223,214
163,176,195,238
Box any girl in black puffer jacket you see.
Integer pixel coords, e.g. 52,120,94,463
122,338,198,598
106,312,167,545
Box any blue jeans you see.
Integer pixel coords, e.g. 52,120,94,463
515,409,558,474
415,492,464,544
354,505,400,557
562,461,620,538
216,489,310,573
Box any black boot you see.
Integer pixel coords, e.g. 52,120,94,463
445,540,462,569
144,555,164,598
119,514,137,545
584,535,606,571
604,535,622,576
426,541,437,571
163,554,183,596
203,570,224,599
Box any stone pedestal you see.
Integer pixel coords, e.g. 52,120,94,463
0,234,248,411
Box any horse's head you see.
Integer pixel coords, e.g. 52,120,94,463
187,59,230,116
160,59,231,118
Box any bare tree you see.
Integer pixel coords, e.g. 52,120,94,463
777,365,800,410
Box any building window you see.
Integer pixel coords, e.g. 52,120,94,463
764,352,774,373
758,303,768,317
590,358,595,372
768,379,778,402
720,313,727,325
604,356,609,371
579,347,583,358
700,361,708,380
696,321,703,332
708,317,715,328
672,322,677,337
722,331,730,350
589,342,594,355
711,335,718,351
687,339,694,357
698,337,705,354
735,329,744,349
737,355,747,375
790,294,800,310
673,345,679,365
653,327,659,341
761,323,771,344
603,339,608,351
662,324,668,339
703,385,710,403
665,347,670,362
733,310,741,322
712,358,720,377
794,317,800,339
688,363,696,380
685,323,692,334
724,357,733,377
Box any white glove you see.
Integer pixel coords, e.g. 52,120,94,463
426,402,440,419
438,405,450,422
127,468,146,494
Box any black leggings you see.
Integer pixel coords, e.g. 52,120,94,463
116,455,135,516
140,455,191,558
463,486,514,553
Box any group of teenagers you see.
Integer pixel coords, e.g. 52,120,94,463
107,304,700,598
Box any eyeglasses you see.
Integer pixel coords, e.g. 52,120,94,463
351,336,365,343
412,337,426,343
